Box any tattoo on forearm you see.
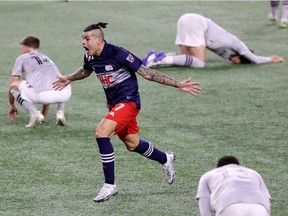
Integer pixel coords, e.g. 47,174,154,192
137,66,179,88
68,67,90,81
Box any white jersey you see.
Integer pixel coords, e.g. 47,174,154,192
196,164,271,214
12,51,69,93
176,13,272,64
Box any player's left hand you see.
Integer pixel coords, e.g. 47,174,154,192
178,77,201,96
8,104,18,121
270,55,284,63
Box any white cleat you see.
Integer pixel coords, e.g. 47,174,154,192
268,13,278,25
142,50,156,67
163,152,176,185
25,111,44,128
56,111,66,126
280,18,288,28
93,183,118,203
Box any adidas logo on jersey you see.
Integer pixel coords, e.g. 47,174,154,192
109,111,115,117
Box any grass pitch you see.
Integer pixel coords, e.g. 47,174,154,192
0,1,287,216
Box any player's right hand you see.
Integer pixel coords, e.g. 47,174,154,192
53,75,71,91
8,105,18,121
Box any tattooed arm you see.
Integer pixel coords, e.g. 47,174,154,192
53,67,93,90
136,65,201,96
137,65,180,87
67,67,93,81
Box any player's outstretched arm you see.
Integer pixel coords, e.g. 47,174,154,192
53,67,93,90
136,65,201,96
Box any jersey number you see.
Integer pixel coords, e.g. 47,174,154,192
32,56,43,65
114,103,125,111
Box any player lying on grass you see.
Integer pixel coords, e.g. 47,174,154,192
8,35,71,128
53,22,201,203
143,13,283,68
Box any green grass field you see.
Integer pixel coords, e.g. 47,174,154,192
0,1,287,215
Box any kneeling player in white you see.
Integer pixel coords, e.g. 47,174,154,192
8,35,72,128
196,155,271,216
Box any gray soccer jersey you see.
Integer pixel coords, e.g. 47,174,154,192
196,164,271,214
12,51,61,93
205,18,272,64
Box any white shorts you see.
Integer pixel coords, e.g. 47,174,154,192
175,13,208,47
219,203,269,216
19,80,71,104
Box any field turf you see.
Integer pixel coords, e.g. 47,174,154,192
0,1,287,215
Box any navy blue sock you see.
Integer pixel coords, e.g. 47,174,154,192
96,138,115,185
133,139,167,164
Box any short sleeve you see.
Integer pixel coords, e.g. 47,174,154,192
12,56,24,76
196,173,211,200
117,47,142,72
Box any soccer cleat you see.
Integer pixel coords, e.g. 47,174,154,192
25,111,44,128
145,51,166,68
163,152,176,185
268,13,278,25
280,18,288,28
154,51,166,62
56,111,66,126
142,50,156,66
93,183,118,203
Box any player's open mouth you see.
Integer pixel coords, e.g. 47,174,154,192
83,46,89,51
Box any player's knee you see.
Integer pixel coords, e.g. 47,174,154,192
196,61,205,68
192,60,205,68
10,81,20,91
126,143,137,151
122,140,138,151
95,128,107,138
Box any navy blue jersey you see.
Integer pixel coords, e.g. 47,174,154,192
83,41,142,110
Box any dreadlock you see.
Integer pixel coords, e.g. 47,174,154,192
83,22,108,32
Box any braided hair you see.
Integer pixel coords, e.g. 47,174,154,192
83,22,108,32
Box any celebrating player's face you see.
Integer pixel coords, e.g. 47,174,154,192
82,31,98,56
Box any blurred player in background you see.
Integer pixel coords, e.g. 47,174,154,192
8,35,72,128
196,155,271,216
53,22,201,203
268,0,288,28
143,13,283,69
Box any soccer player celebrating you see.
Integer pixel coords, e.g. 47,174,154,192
143,13,283,68
53,22,201,202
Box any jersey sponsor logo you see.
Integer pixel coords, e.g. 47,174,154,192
97,74,115,87
96,69,131,89
126,54,134,63
105,65,113,71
